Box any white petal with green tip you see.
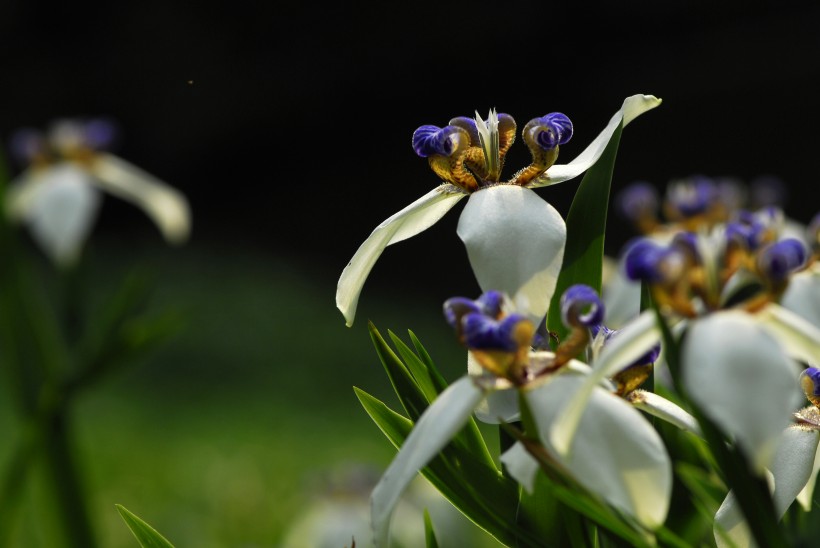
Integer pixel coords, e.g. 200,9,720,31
683,311,803,473
796,431,820,510
530,94,662,188
457,185,565,324
628,390,702,436
370,375,484,547
89,153,190,245
550,309,661,456
526,372,672,528
336,186,467,326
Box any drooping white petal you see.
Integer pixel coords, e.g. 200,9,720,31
8,164,102,266
796,432,820,510
714,492,753,548
780,264,820,330
757,303,820,366
370,376,484,547
550,310,661,456
500,442,540,494
337,186,467,326
457,185,565,324
530,94,662,188
468,352,520,423
88,153,191,244
683,311,804,472
526,372,672,528
770,425,820,517
714,426,820,548
627,390,702,436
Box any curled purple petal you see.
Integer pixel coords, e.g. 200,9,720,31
560,284,604,328
757,238,807,282
448,116,479,145
800,367,820,398
83,118,119,149
623,238,669,282
412,125,467,157
616,181,659,222
443,297,481,329
665,175,718,217
463,312,529,352
9,128,46,164
476,290,503,318
526,112,573,150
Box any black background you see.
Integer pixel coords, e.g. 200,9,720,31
2,0,819,298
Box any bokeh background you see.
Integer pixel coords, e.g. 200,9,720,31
1,1,819,546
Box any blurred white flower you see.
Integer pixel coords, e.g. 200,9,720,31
6,118,190,266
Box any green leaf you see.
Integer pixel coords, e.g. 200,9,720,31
423,509,440,548
386,329,495,469
354,387,529,546
408,330,449,394
369,322,430,421
115,504,175,548
547,123,624,341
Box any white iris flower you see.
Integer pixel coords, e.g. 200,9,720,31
5,119,190,266
336,95,661,326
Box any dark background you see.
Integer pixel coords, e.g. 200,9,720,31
1,0,819,311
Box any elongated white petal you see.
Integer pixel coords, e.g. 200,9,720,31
88,152,191,244
8,164,101,266
530,94,662,188
683,311,803,472
757,303,820,367
601,258,641,328
550,310,661,456
780,265,820,331
526,372,672,528
796,432,820,510
371,376,484,547
500,442,539,494
337,186,466,326
627,390,702,436
457,185,565,323
770,425,820,517
715,426,820,548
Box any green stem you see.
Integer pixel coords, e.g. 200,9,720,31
40,407,97,548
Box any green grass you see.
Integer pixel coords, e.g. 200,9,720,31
0,238,499,547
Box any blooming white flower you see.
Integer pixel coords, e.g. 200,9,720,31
336,95,661,326
552,229,820,477
6,119,190,266
369,288,679,546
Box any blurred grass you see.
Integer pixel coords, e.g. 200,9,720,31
0,236,501,547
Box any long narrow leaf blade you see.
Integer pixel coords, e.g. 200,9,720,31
115,505,175,548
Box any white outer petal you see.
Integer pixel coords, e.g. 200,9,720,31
683,311,804,472
370,376,484,547
628,390,702,436
500,442,540,494
780,264,820,331
526,372,672,528
550,309,661,456
336,186,466,326
467,352,521,424
457,185,565,323
770,425,820,517
88,153,191,244
757,303,820,366
796,432,820,510
601,256,641,329
530,94,662,188
714,426,820,548
8,163,102,266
